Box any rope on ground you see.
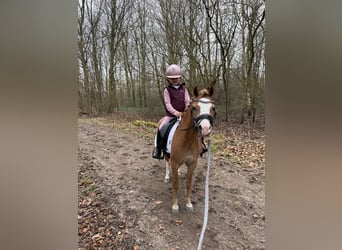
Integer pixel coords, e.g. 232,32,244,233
197,138,211,250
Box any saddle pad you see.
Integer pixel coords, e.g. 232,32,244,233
166,120,180,154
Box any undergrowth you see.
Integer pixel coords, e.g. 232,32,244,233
79,116,265,168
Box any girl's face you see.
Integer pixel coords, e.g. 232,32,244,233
168,77,180,85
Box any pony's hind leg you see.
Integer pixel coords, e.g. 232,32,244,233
164,160,170,183
164,158,180,183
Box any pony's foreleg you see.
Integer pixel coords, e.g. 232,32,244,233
185,161,197,212
171,162,179,214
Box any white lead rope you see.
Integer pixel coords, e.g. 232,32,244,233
197,138,211,250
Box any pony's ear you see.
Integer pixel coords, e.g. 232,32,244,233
193,87,199,97
208,86,214,96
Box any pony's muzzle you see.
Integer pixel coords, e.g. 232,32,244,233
199,119,212,136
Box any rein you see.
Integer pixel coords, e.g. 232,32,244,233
178,114,195,131
197,138,212,250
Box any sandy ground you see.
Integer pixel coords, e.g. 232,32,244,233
78,118,265,250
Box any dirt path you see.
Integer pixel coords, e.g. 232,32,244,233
78,119,265,250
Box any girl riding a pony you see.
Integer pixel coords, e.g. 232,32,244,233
152,64,208,159
152,64,190,159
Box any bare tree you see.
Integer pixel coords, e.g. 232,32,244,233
157,0,183,65
104,0,133,112
122,33,136,106
202,0,238,122
78,0,91,114
77,0,265,122
238,0,265,123
87,0,104,113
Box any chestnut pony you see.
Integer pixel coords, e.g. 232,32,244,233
164,86,216,214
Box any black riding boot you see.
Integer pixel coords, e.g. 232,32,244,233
152,131,163,159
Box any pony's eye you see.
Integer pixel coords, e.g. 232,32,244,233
191,106,196,111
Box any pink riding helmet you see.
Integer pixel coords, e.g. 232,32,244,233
165,64,182,79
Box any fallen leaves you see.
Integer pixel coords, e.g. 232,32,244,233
223,140,265,167
159,224,165,231
80,198,92,207
175,219,183,226
78,156,137,249
91,233,103,241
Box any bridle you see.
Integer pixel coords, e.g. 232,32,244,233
179,98,216,132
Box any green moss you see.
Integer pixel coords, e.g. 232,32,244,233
133,120,158,128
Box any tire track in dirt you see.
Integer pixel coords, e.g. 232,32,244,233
78,119,265,249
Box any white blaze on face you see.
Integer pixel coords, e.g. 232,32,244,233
198,98,213,136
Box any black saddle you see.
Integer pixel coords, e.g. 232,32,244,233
160,118,178,155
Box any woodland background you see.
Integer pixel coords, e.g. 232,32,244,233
78,2,265,247
78,0,265,124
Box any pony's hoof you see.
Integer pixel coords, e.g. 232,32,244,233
172,205,179,214
164,177,169,183
185,204,194,212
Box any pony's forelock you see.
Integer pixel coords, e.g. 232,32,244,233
198,89,210,98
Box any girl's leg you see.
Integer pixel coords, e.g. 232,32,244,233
159,116,172,130
153,116,174,159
